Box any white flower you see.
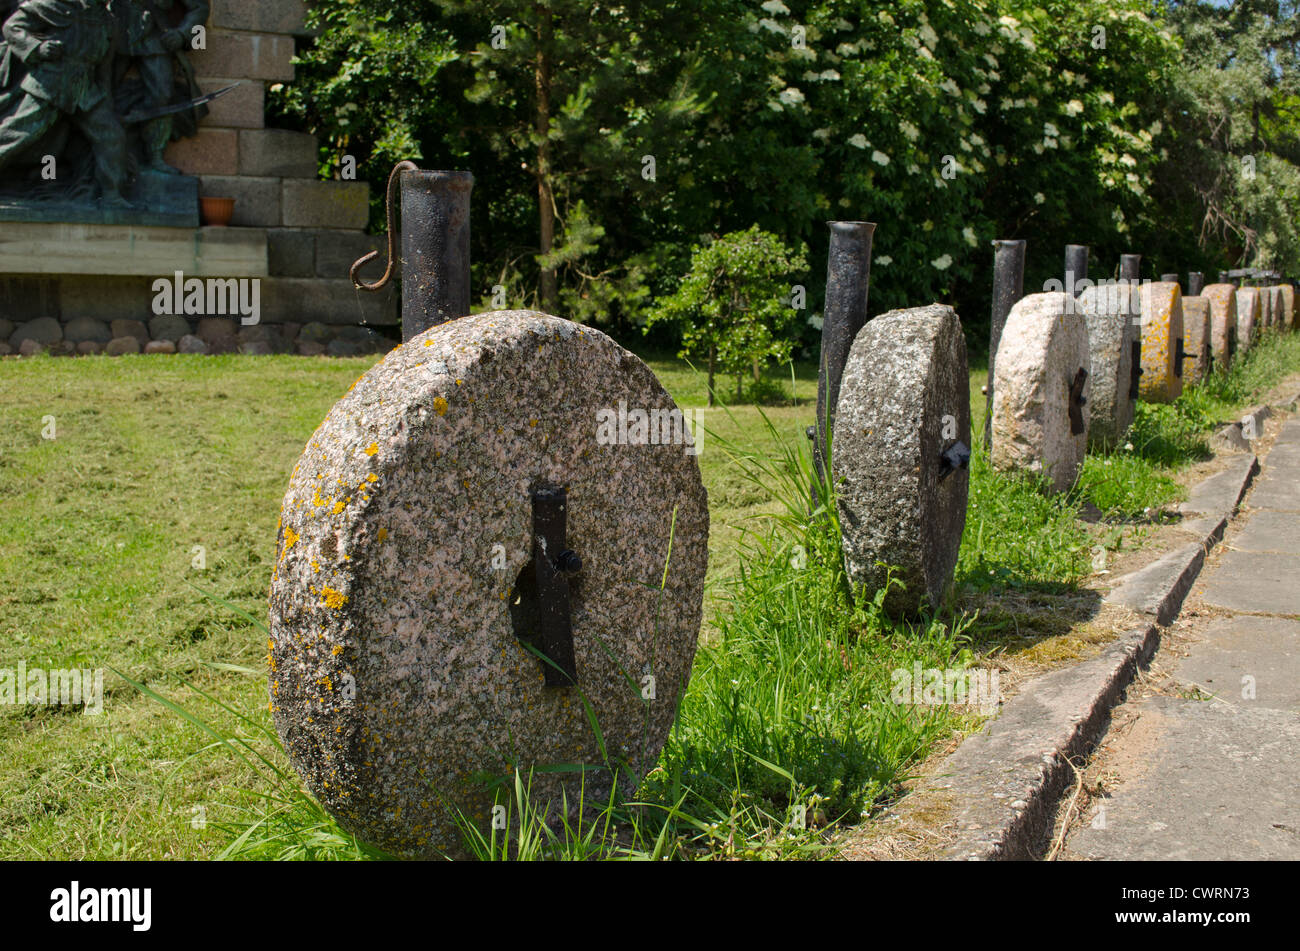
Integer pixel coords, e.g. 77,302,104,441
940,78,961,97
812,127,831,141
963,226,978,247
871,149,890,166
778,87,805,106
847,133,868,149
919,23,939,48
974,20,991,36
931,254,953,270
875,255,892,267
758,17,783,34
899,120,920,142
1034,192,1046,204
761,0,790,14
1044,121,1059,137
1064,99,1084,117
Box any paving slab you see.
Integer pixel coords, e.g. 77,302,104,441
1174,616,1300,711
1066,697,1300,860
1198,549,1300,615
1244,469,1300,512
1231,510,1300,554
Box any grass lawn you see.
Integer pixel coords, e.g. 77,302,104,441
2,327,1297,859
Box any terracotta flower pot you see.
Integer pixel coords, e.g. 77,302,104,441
200,197,236,227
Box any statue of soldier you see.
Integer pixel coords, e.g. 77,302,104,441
117,0,208,175
0,0,128,206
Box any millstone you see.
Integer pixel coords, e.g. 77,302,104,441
1203,283,1237,369
1138,282,1184,403
1269,286,1285,331
1235,287,1260,352
268,310,708,858
1181,296,1212,384
833,304,970,617
1259,286,1274,330
1279,285,1295,330
991,292,1091,493
1077,282,1138,450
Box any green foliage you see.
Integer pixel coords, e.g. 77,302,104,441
281,0,1280,356
646,226,808,403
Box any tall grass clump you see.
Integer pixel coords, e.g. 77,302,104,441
642,407,979,854
957,447,1092,593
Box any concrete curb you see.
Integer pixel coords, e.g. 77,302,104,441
933,622,1160,860
870,454,1260,861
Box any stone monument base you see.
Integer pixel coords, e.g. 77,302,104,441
0,171,200,229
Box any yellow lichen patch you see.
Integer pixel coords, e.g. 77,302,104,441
332,500,346,515
282,526,300,558
366,473,378,483
377,527,389,543
321,587,348,609
433,396,449,416
312,488,328,508
423,339,436,347
364,443,379,456
529,419,538,428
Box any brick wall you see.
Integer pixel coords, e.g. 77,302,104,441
164,0,397,326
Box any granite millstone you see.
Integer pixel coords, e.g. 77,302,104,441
1279,285,1295,331
833,304,970,617
1138,282,1184,403
268,310,709,858
1259,286,1274,330
1181,295,1212,384
1236,287,1260,353
991,292,1091,493
1203,283,1237,369
1077,282,1138,449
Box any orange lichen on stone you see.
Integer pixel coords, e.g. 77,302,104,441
433,397,449,416
321,586,347,610
364,443,379,456
377,527,389,543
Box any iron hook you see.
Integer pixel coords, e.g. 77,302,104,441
350,160,420,291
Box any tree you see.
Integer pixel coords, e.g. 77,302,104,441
646,227,808,405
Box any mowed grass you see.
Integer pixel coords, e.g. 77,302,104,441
1,326,1296,859
0,350,816,858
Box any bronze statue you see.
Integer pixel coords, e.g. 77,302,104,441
116,0,209,175
0,0,129,206
0,0,215,217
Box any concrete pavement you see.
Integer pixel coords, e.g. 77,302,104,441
1063,420,1300,860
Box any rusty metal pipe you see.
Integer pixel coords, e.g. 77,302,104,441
814,221,875,488
984,239,1026,448
351,163,474,341
1065,244,1088,297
